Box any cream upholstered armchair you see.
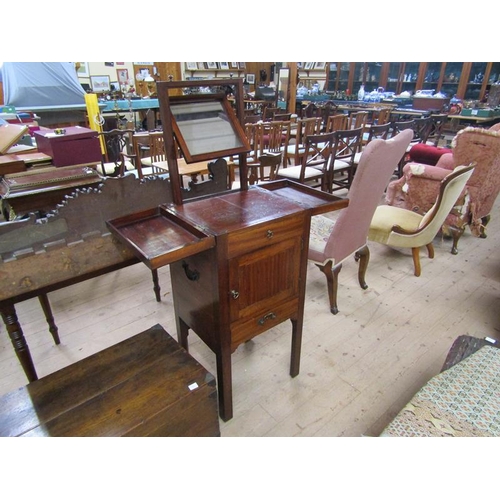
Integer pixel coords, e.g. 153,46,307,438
308,129,413,314
369,164,475,276
385,125,500,254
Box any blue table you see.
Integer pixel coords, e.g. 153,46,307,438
101,98,159,112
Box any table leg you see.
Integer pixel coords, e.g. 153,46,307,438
290,317,303,378
1,304,38,382
38,293,60,345
176,316,189,351
216,347,233,422
151,269,161,302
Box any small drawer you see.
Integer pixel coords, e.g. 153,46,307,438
226,213,305,259
230,298,299,349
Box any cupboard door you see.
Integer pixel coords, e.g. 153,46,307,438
228,235,302,327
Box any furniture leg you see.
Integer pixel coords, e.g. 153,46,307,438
1,304,38,382
289,317,303,377
316,261,342,315
355,245,370,290
426,243,435,259
411,247,421,277
216,347,233,422
38,293,60,345
151,269,161,302
176,316,189,351
448,225,465,255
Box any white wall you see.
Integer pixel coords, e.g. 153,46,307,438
77,62,135,89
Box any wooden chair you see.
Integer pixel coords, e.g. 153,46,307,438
348,111,368,130
368,163,475,276
329,127,364,193
276,132,335,191
273,113,292,122
324,114,348,133
353,122,392,167
95,129,138,177
228,122,263,186
284,117,322,166
374,107,392,125
263,106,281,121
425,114,447,146
259,120,291,179
308,129,414,314
135,131,170,179
232,152,282,188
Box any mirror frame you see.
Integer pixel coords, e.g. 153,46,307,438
157,78,250,205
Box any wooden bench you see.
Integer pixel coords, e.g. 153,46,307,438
0,324,220,437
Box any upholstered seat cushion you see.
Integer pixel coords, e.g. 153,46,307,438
368,204,423,246
96,160,135,176
276,165,324,182
409,143,451,165
309,214,337,263
380,345,500,437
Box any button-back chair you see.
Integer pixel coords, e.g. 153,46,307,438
385,125,500,254
368,163,475,276
308,129,414,314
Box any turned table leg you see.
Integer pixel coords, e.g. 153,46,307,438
38,293,60,345
1,304,38,382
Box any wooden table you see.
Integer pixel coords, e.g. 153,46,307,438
0,323,220,437
152,157,210,185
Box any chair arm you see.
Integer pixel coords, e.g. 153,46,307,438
402,162,451,182
391,223,420,236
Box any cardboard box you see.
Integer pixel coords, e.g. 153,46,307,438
34,126,102,167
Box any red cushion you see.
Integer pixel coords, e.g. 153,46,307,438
409,143,451,166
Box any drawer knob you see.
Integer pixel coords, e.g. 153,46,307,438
258,312,276,325
230,290,240,299
266,230,274,239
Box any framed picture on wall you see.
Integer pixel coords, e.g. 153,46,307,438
230,62,239,69
219,62,229,70
314,62,326,70
246,73,255,84
76,62,89,77
206,62,218,69
186,62,198,70
90,75,111,93
117,68,129,84
304,62,314,70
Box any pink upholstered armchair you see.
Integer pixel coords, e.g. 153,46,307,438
385,125,500,254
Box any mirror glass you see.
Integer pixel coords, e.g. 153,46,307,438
171,99,244,157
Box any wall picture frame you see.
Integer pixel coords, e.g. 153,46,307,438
76,62,89,77
90,75,111,93
206,62,218,69
186,62,198,70
246,73,255,85
304,62,314,70
314,62,327,70
219,62,229,70
117,68,129,84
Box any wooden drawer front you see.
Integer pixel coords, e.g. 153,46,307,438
231,298,299,348
229,237,301,323
226,213,305,259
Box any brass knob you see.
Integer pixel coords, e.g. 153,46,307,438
230,290,240,299
266,230,274,239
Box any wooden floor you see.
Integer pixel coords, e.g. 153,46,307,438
1,186,499,437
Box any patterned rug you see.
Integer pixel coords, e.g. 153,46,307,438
381,346,500,437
